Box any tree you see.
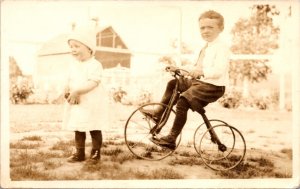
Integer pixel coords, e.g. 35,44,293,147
9,56,23,79
158,39,194,67
230,4,280,96
8,56,33,104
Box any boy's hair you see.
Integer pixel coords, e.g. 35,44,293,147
198,10,224,31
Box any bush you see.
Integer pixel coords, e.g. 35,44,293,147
111,87,127,103
110,87,153,106
121,89,153,106
218,89,242,109
251,90,279,110
10,76,34,104
218,88,279,110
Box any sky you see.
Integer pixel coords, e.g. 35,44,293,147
1,0,294,75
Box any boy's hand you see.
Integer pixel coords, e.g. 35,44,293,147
165,66,177,72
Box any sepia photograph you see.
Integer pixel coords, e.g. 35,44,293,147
1,0,299,188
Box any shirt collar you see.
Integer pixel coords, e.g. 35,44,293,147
206,35,221,47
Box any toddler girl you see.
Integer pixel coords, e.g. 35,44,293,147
63,29,109,164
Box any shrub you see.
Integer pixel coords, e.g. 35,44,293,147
110,87,153,106
128,89,153,105
218,89,242,109
246,90,279,110
112,87,127,103
218,88,279,110
10,76,34,104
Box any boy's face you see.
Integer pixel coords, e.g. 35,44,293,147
199,18,222,42
68,40,92,61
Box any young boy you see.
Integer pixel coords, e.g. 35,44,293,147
141,10,230,150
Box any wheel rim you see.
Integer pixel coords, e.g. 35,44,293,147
199,124,246,171
124,103,181,161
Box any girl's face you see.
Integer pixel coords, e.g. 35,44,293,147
68,40,92,62
199,18,222,42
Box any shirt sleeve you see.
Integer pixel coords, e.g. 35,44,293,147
87,60,103,84
203,44,230,79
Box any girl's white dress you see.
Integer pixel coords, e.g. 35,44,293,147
63,57,110,132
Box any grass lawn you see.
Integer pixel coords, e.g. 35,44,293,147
7,103,293,181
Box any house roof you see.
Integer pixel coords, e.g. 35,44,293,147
37,26,130,57
98,26,129,49
37,34,70,56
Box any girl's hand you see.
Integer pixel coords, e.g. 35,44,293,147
67,91,80,104
64,87,70,99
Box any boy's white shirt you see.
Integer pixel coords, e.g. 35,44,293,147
182,36,230,87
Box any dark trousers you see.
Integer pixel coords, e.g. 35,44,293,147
159,79,191,138
160,78,224,139
75,130,102,149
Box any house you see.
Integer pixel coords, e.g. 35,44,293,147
95,26,131,68
34,26,132,100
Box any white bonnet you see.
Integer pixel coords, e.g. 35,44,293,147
68,29,97,55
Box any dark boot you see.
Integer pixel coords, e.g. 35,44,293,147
140,79,178,124
150,132,177,150
150,97,190,150
67,148,85,162
139,105,165,124
86,149,101,164
67,131,86,162
87,130,102,164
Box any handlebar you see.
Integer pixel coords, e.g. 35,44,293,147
165,66,201,80
165,67,188,77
